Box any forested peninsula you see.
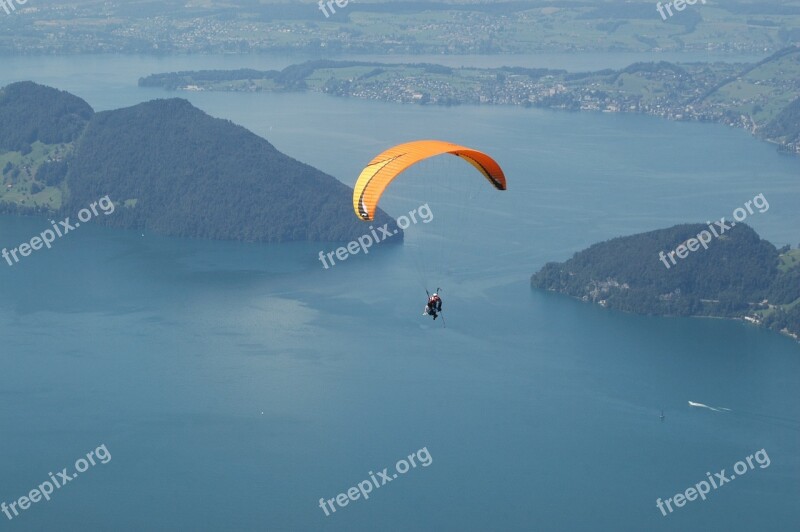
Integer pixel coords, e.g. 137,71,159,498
0,82,399,243
532,224,800,341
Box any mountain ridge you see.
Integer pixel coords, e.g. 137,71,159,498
0,82,400,243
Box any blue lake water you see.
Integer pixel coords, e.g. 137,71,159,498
0,54,799,531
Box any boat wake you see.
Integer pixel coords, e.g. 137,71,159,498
688,401,730,412
688,401,800,429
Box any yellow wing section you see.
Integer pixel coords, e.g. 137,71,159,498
353,140,507,221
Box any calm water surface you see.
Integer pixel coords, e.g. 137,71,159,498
0,54,798,531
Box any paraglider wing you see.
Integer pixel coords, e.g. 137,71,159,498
353,140,506,221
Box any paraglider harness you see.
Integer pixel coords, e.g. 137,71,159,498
423,288,443,322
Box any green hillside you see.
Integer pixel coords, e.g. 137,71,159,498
0,82,400,243
532,223,800,340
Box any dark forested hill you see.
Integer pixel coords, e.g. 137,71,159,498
0,82,93,152
62,98,399,242
532,224,800,340
0,82,399,243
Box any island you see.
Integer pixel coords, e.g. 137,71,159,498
0,81,400,243
140,47,800,155
531,223,800,341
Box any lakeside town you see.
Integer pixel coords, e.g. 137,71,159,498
141,46,800,155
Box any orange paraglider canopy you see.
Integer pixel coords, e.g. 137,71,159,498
353,140,506,221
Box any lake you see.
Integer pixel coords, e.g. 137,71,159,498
0,53,798,531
